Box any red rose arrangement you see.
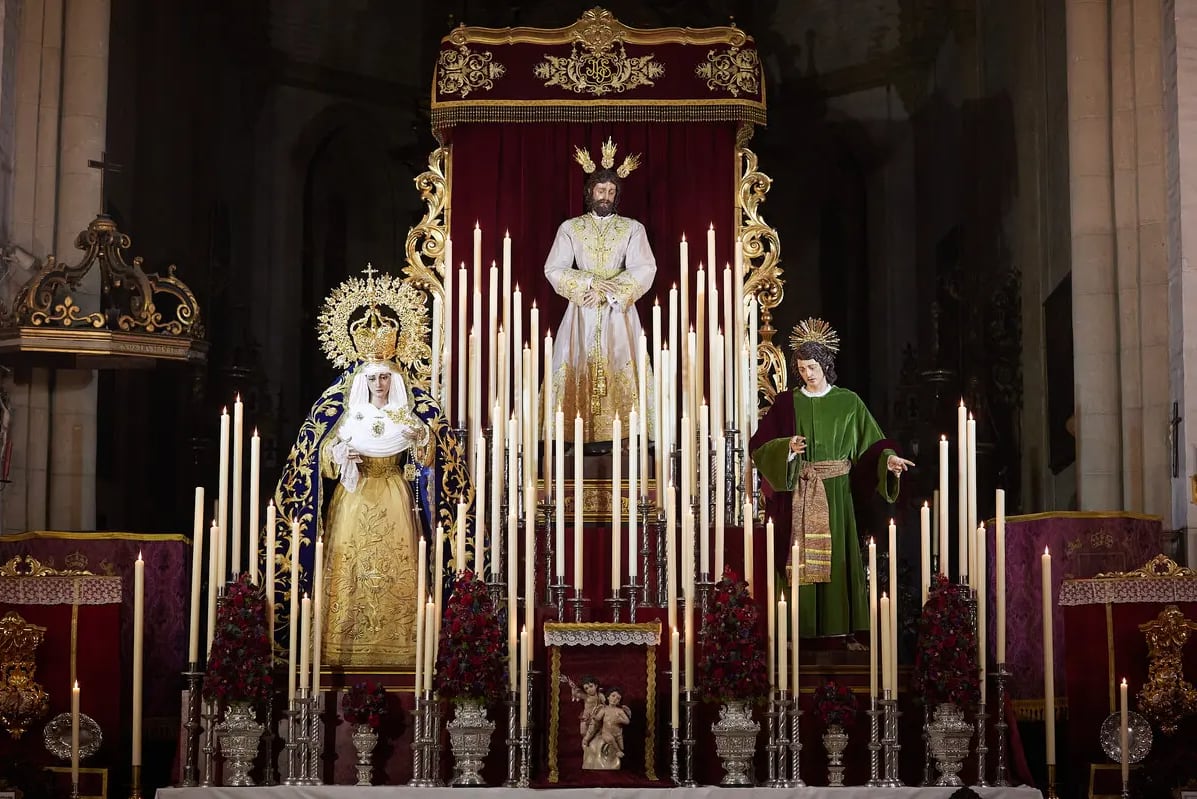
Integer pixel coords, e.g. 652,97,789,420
697,567,769,703
203,573,274,706
812,679,858,729
342,680,388,728
913,572,980,707
434,570,507,702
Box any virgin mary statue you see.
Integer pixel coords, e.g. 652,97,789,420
270,268,471,668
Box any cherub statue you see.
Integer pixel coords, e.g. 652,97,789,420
582,685,631,770
563,674,604,739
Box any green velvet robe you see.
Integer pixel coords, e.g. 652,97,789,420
750,386,899,637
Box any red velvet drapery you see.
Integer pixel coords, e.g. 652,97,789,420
444,121,738,414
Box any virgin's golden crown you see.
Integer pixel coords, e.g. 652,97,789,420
349,307,400,362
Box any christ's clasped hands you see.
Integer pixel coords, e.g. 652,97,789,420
581,279,621,308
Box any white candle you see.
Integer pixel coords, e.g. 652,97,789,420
695,270,706,409
777,596,788,692
455,265,466,425
531,304,540,467
519,626,530,731
996,488,1007,662
434,523,445,645
667,488,677,632
629,410,639,578
545,332,555,499
444,262,453,418
939,436,949,576
967,415,977,584
722,266,734,415
132,552,144,766
491,400,502,579
512,285,523,420
791,543,800,695
920,502,931,605
765,517,774,686
714,419,725,577
414,538,427,698
888,518,898,666
217,408,229,582
431,294,442,403
206,519,219,655
679,238,689,421
188,487,204,663
265,503,276,633
425,598,437,693
1043,547,1055,764
743,509,754,597
555,409,565,577
474,432,486,580
472,221,482,281
455,502,467,572
488,264,498,408
868,537,878,700
1120,678,1129,782
574,414,584,593
977,523,987,704
671,628,680,728
524,478,535,644
669,284,679,440
611,413,622,593
287,521,299,702
652,300,664,488
312,539,324,694
958,400,967,580
249,430,260,584
71,681,80,784
298,594,311,695
232,396,243,577
880,593,892,695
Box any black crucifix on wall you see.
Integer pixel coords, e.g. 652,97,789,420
87,151,123,217
1170,400,1183,479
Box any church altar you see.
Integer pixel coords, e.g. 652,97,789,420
157,786,1043,799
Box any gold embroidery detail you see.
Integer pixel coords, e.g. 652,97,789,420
696,46,760,97
0,611,49,739
571,215,630,275
1136,605,1197,735
436,44,506,98
535,40,664,96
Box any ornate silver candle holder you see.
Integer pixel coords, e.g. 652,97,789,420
882,690,903,786
624,575,643,621
975,697,990,787
605,593,627,623
180,663,203,786
282,695,304,785
681,689,698,787
407,693,425,785
788,690,805,787
569,591,588,622
304,690,323,784
866,695,882,786
200,698,218,787
765,687,781,787
550,580,568,621
503,690,519,787
994,662,1011,785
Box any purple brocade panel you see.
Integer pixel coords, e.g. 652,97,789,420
0,532,190,721
986,512,1162,699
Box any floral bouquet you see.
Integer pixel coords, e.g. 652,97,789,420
342,680,389,728
812,680,858,729
913,572,980,707
697,567,769,703
434,570,507,702
203,573,274,706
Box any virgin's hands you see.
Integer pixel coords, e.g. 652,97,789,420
887,455,914,475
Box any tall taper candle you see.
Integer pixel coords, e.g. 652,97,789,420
714,426,725,576
880,594,892,695
545,332,555,498
265,504,276,633
298,593,311,695
958,400,968,579
667,488,677,631
679,236,689,420
699,401,710,574
489,264,498,408
611,413,622,592
443,262,453,419
555,410,566,578
629,410,639,578
996,488,1007,662
920,502,931,605
71,681,80,784
669,284,679,440
474,430,486,580
888,518,898,663
976,523,987,703
868,537,878,700
431,294,442,403
743,507,754,596
434,523,445,645
458,265,467,424
491,400,502,579
133,552,144,766
939,436,949,576
512,285,523,419
425,598,437,692
574,414,584,593
524,469,535,645
777,595,788,692
189,487,204,663
1042,547,1055,763
414,538,427,698
218,407,229,581
288,521,300,702
695,270,706,409
967,414,977,583
206,519,219,654
249,429,260,584
519,626,530,731
765,517,775,686
232,396,243,577
455,501,467,572
312,539,324,693
791,542,801,695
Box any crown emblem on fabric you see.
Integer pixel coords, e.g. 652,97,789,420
573,136,641,179
789,317,840,354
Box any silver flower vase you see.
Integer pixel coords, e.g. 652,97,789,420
350,723,379,785
447,697,495,786
216,700,263,786
928,702,974,786
822,723,849,786
711,700,760,785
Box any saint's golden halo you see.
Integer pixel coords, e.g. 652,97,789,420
317,264,430,372
573,136,641,179
789,317,840,355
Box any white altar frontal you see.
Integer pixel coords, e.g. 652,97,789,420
158,787,1044,799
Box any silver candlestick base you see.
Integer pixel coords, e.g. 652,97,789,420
670,728,680,785
569,593,588,622
180,664,203,786
200,698,218,787
697,573,714,621
517,733,531,788
765,688,781,787
428,691,445,787
605,594,627,623
994,663,1011,786
975,701,990,787
681,690,698,787
789,692,805,787
624,576,643,622
407,693,425,786
550,581,568,620
503,690,519,788
922,702,935,786
867,696,882,786
282,696,304,785
881,692,903,786
305,690,323,784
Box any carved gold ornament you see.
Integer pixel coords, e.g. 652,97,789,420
696,46,761,97
1097,554,1196,580
436,44,506,98
0,611,49,739
1136,605,1197,735
737,123,786,409
573,137,640,179
317,265,430,374
0,553,93,577
535,39,664,96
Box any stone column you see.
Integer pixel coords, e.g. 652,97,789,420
1066,0,1122,510
48,0,110,530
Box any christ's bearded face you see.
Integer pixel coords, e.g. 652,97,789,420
590,181,617,217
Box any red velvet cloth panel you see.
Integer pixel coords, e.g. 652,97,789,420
447,121,737,412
